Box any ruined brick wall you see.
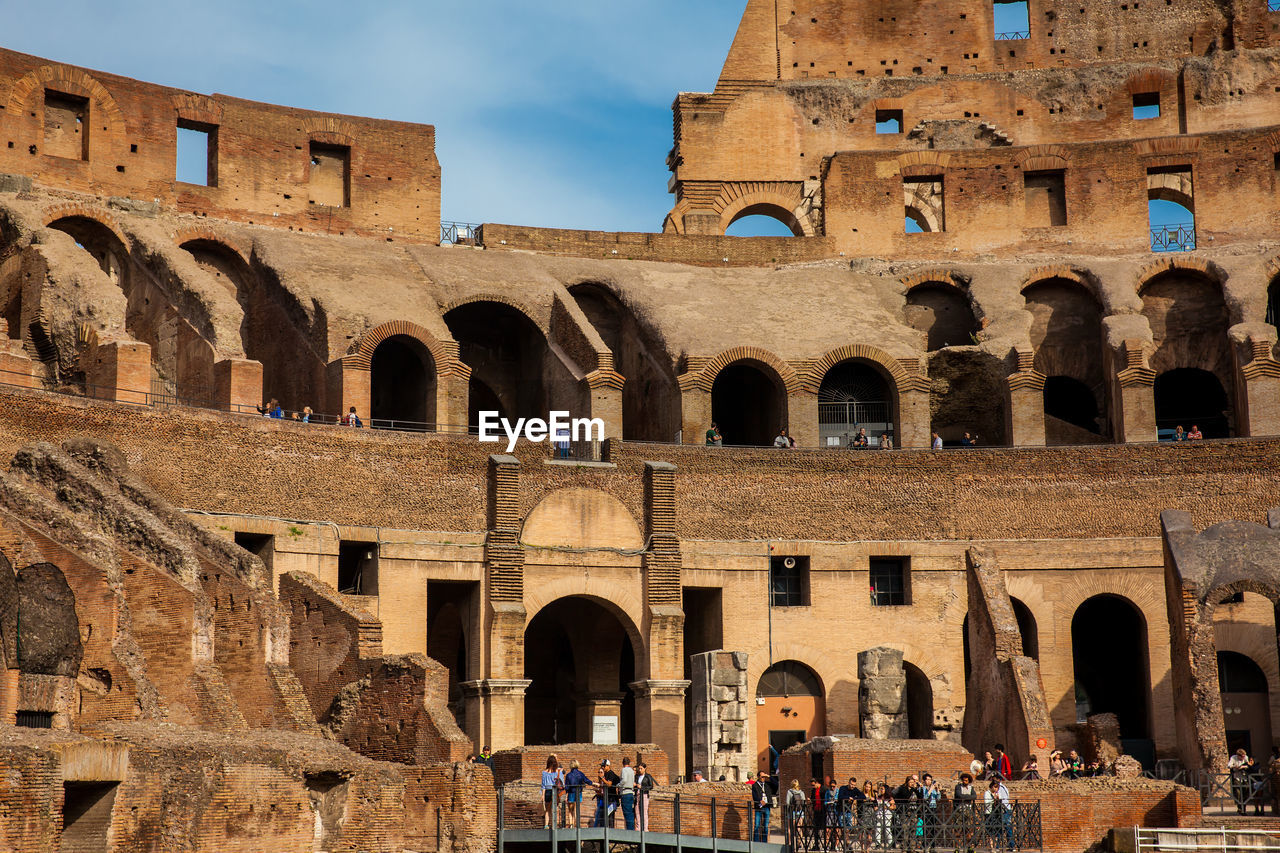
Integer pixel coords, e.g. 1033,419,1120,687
403,762,497,853
779,739,976,793
1015,779,1201,852
0,48,440,241
479,224,838,266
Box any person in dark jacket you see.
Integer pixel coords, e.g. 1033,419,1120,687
563,760,590,828
751,771,772,841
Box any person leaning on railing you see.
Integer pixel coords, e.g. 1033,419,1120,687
564,760,589,828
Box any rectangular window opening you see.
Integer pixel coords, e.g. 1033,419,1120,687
1132,91,1161,120
1023,170,1067,227
233,531,275,575
904,176,945,233
994,0,1031,39
1147,165,1195,252
870,557,910,606
769,555,810,607
309,141,351,208
176,120,218,187
337,540,378,595
875,109,903,134
62,781,120,852
16,710,54,728
43,90,89,161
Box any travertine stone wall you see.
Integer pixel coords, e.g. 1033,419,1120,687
690,651,753,782
858,647,908,739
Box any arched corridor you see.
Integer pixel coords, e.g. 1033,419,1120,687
370,335,436,428
524,597,638,746
904,284,977,351
818,359,895,448
904,661,934,739
1071,594,1152,740
711,360,787,446
1217,651,1272,757
444,301,551,429
1024,277,1107,442
1011,597,1039,661
1155,368,1230,439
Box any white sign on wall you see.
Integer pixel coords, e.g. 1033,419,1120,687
592,716,619,745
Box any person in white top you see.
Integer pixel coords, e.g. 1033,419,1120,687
984,779,1012,848
619,757,637,830
932,432,944,450
1228,748,1254,814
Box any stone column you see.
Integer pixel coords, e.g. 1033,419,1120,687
898,386,932,449
689,651,753,782
679,386,712,445
86,340,151,405
461,678,533,752
214,357,263,413
858,647,907,739
483,455,528,749
631,679,692,780
1006,350,1047,447
1233,332,1280,438
1110,340,1157,444
585,369,626,441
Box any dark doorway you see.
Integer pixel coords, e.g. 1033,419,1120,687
62,781,120,853
428,580,476,729
1011,597,1039,661
444,302,551,428
818,360,894,448
904,284,977,351
1071,594,1151,738
1043,376,1100,434
711,361,785,446
233,532,275,576
1154,367,1231,438
371,335,436,428
337,541,378,595
904,662,934,739
769,730,806,775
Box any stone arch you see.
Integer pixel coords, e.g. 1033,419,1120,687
1016,145,1071,174
1071,593,1153,739
724,203,805,237
715,183,816,237
172,227,250,266
901,274,979,352
687,346,802,394
1214,622,1280,696
900,269,969,295
1021,265,1105,308
746,643,840,702
523,583,647,662
521,488,644,551
1136,258,1224,296
802,343,923,395
439,293,547,335
42,206,130,252
349,319,457,373
8,64,126,129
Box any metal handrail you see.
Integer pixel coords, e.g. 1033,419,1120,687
994,30,1031,40
441,221,483,245
1151,222,1196,253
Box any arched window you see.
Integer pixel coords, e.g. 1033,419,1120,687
370,335,436,428
904,662,934,739
758,660,823,697
818,360,895,448
1154,367,1230,439
1218,651,1268,694
445,302,551,429
1011,597,1039,661
905,284,977,351
724,204,804,237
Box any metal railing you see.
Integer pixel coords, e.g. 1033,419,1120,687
1137,827,1280,853
440,221,483,245
1269,0,1280,13
994,30,1031,40
1184,770,1273,817
1151,222,1197,253
547,438,605,463
786,798,1042,852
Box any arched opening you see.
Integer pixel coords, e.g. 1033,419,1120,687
1267,276,1280,330
1217,651,1272,757
724,204,803,238
1154,367,1230,439
904,661,934,739
929,350,1008,446
756,660,825,774
569,283,680,441
1043,376,1100,437
905,210,929,234
370,335,436,428
711,360,787,447
524,597,639,746
1011,598,1039,661
1071,594,1152,741
1141,270,1233,437
444,302,553,430
904,284,977,351
48,217,127,284
1024,278,1107,442
818,359,895,448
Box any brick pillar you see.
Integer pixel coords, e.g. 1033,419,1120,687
682,211,722,235
86,340,151,405
1006,350,1047,447
1111,340,1157,443
642,461,687,777
0,324,33,388
679,385,712,445
214,358,263,413
483,454,528,749
631,679,691,778
790,390,819,448
1234,333,1280,437
436,361,471,435
586,369,625,440
325,356,371,423
898,387,931,449
0,668,17,725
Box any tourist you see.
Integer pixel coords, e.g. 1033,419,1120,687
1020,754,1041,780
635,761,654,830
969,754,986,780
873,783,896,848
478,746,493,769
879,433,893,450
984,779,1012,849
692,769,705,782
1229,747,1254,814
953,773,978,851
773,428,792,448
257,398,283,419
593,759,620,827
1188,424,1203,440
706,422,723,446
619,757,636,829
541,754,564,828
1173,425,1186,441
751,770,771,842
1065,750,1083,779
564,759,589,827
1048,750,1066,777
853,428,869,448
301,406,313,423
961,432,974,448
992,744,1013,780
837,776,859,830
894,775,923,846
822,776,839,849
922,773,945,849
809,779,825,848
932,432,943,450
981,750,995,779
786,779,806,838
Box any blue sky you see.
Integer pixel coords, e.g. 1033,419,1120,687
5,1,745,232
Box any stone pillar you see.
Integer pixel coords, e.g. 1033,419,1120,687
325,356,370,423
682,211,722,235
86,340,151,405
461,679,485,749
214,357,263,413
790,390,819,448
689,651,752,782
858,647,907,739
1233,332,1280,438
0,322,33,388
679,386,712,445
1111,340,1157,444
461,678,533,752
631,679,691,780
436,363,471,435
1006,350,1047,447
586,369,626,440
898,386,932,449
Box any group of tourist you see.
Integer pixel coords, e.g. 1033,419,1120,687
1170,425,1204,441
538,754,656,831
705,422,987,450
257,399,364,427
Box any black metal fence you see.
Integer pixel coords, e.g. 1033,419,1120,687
1150,222,1196,253
785,799,1042,852
1161,770,1275,817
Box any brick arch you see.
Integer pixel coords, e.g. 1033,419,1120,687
900,269,969,294
347,319,460,373
688,346,802,394
173,228,252,268
801,344,926,395
42,205,131,251
301,116,361,146
1126,68,1176,94
1016,145,1070,173
747,645,835,700
898,151,951,178
1021,265,1104,306
1052,580,1168,647
171,93,223,127
1213,622,1280,697
523,582,647,663
440,294,548,336
716,183,814,237
8,64,126,129
1136,257,1224,295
